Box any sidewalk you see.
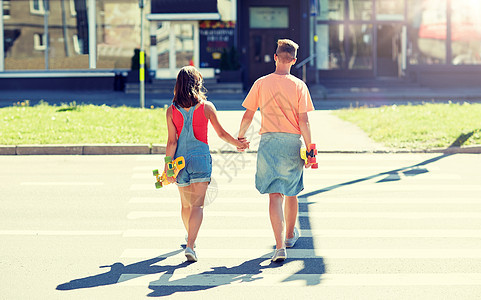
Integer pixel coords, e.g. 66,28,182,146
208,110,387,153
1,84,481,155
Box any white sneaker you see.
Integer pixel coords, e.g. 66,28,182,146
271,248,286,262
185,247,197,262
285,227,300,248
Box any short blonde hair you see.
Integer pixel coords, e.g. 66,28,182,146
276,39,299,63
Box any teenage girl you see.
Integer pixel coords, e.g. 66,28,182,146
164,66,249,262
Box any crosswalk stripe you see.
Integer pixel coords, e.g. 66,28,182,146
136,154,439,162
132,173,460,180
129,196,481,204
120,248,481,259
130,184,481,191
0,230,123,236
127,211,481,220
117,273,481,287
133,165,441,172
20,182,104,186
122,229,481,238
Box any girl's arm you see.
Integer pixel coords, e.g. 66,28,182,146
164,106,178,180
204,101,249,150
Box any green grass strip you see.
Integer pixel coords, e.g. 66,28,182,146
334,102,481,149
0,101,167,145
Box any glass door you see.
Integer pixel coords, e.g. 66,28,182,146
376,23,403,77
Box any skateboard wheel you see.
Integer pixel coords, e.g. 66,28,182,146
155,182,162,189
164,156,173,163
310,143,316,149
312,163,319,169
309,157,316,164
166,169,175,177
153,169,159,176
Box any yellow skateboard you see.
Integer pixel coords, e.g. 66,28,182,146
153,156,185,189
300,144,318,169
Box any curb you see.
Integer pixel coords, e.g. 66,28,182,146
1,145,480,155
0,144,166,155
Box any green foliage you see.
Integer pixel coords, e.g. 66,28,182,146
0,103,168,145
219,46,240,71
334,102,481,149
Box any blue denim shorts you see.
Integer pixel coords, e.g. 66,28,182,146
255,132,304,196
176,153,212,187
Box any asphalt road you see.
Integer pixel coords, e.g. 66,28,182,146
1,153,481,299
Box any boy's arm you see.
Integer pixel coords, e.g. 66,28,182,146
299,112,312,147
299,112,313,168
238,109,256,139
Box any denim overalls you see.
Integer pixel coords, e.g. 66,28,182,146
174,103,212,187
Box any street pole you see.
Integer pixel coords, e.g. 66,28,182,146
88,0,96,68
0,0,4,72
139,0,145,108
44,0,49,70
311,0,319,84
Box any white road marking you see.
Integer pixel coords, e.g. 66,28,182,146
127,211,481,220
20,182,104,186
122,229,481,238
131,173,460,180
117,273,481,287
129,196,481,204
120,248,481,259
133,165,441,172
130,184,481,192
0,230,122,236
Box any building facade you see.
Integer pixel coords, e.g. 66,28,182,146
312,0,481,86
2,0,481,89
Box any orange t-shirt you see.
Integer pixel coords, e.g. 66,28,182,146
242,73,314,135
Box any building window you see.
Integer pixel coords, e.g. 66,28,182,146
34,33,46,50
175,24,195,68
407,0,446,65
376,0,405,21
30,0,46,15
249,7,289,28
73,35,81,54
349,0,372,21
317,24,345,70
319,0,345,21
69,0,77,16
3,0,11,18
451,0,481,65
347,25,373,70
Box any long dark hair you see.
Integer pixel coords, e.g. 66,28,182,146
172,66,207,108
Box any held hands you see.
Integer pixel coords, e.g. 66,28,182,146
236,137,250,152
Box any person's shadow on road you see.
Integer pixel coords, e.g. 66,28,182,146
147,255,272,297
56,249,186,291
146,252,325,297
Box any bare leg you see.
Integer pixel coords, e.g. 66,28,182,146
284,196,298,239
269,193,285,249
183,182,208,249
178,187,191,233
